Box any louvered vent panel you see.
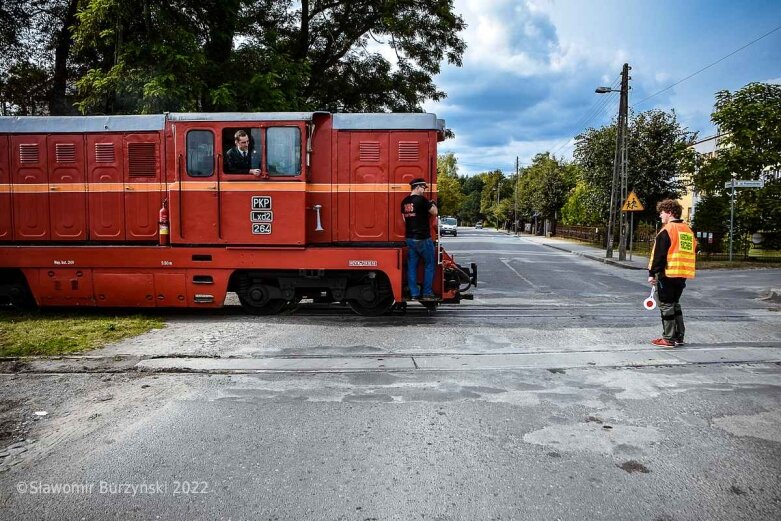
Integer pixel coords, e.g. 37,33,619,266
19,144,39,164
95,143,115,163
128,143,157,177
359,141,380,162
398,141,419,162
55,143,76,163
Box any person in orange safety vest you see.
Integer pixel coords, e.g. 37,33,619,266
648,199,696,348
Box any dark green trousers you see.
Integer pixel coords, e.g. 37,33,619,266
657,277,686,342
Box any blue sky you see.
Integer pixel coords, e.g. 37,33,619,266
421,0,781,177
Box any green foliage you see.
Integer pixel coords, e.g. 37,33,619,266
0,62,50,115
574,109,696,224
436,153,465,217
712,82,781,179
455,175,484,224
561,181,603,226
692,194,729,233
516,153,575,221
0,0,465,115
692,82,781,236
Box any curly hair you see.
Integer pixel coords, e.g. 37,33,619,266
656,199,683,219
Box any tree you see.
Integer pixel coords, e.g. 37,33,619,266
457,175,484,225
561,180,603,226
479,170,505,227
0,0,84,115
692,82,781,235
574,108,696,224
516,153,576,224
712,82,781,179
72,0,466,114
436,153,464,217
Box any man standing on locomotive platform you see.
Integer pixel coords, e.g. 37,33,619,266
401,178,438,301
648,199,697,348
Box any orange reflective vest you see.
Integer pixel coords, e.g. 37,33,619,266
649,221,697,278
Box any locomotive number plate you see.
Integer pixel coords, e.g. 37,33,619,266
250,211,273,223
252,223,272,235
251,196,272,209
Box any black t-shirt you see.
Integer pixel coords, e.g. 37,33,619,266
401,194,433,239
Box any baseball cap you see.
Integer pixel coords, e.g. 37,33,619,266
409,178,428,188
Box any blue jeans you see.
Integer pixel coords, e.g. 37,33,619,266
406,238,435,297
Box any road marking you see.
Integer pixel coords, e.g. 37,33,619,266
500,258,539,289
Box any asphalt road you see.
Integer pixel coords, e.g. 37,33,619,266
1,227,780,520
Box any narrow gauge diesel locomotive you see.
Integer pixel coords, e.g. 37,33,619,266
0,112,476,316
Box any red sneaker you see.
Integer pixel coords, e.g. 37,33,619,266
651,338,676,348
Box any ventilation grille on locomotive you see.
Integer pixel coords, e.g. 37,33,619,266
128,143,157,177
19,144,39,164
359,141,380,162
55,143,76,163
95,143,115,163
398,142,419,162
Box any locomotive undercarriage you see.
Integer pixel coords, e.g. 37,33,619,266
230,269,395,317
0,269,35,309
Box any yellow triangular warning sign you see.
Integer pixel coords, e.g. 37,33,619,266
621,191,644,212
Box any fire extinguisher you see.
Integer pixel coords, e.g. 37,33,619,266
159,199,170,246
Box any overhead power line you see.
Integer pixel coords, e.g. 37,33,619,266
633,23,781,108
549,75,621,157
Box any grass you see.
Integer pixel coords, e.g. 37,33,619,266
0,310,165,357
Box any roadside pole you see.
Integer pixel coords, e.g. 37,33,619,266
729,177,735,262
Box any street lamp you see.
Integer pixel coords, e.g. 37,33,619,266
596,63,630,260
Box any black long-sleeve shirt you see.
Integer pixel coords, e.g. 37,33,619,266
649,219,685,277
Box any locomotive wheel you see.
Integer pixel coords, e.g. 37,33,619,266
238,284,286,315
347,276,394,317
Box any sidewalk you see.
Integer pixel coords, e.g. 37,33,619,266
511,231,648,270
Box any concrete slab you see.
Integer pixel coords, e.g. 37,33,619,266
137,356,415,372
134,347,781,373
669,347,781,364
413,350,686,370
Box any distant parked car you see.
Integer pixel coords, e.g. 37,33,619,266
440,217,458,236
475,222,483,229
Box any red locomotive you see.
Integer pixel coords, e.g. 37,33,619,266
0,112,476,315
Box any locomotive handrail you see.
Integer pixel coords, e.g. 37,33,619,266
177,153,184,239
216,154,223,240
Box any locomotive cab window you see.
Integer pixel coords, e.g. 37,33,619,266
223,128,261,174
267,127,301,176
186,130,214,177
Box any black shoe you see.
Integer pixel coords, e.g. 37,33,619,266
674,338,685,346
419,294,438,302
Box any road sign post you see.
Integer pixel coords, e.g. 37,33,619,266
724,179,765,261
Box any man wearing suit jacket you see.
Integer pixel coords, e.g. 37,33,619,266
225,130,261,176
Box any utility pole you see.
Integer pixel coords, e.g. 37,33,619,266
598,63,631,259
617,63,630,261
514,156,519,235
